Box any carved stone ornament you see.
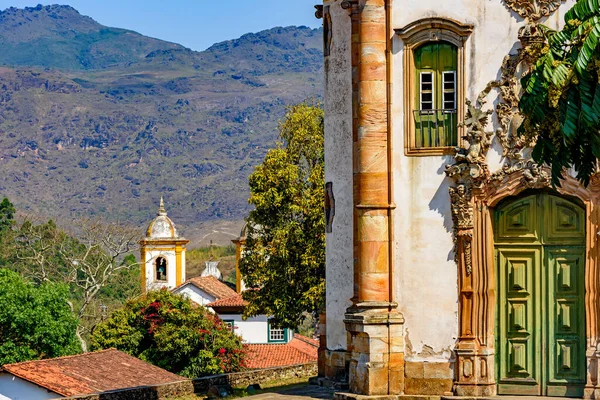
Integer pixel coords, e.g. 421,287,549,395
503,0,567,22
314,5,324,19
445,99,493,275
445,22,550,275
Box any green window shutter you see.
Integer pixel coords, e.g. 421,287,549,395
413,42,458,148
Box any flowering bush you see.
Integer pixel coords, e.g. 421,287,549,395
90,289,245,377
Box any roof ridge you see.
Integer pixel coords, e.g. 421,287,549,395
2,348,117,368
293,333,319,347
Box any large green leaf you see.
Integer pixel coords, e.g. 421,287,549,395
559,88,579,139
576,16,600,73
566,0,600,23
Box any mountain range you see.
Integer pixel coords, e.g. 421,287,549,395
0,5,323,245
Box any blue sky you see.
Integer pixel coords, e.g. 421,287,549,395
0,1,323,51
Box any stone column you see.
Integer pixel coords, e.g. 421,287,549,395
340,0,404,396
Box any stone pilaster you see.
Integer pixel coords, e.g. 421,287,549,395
585,346,600,399
454,342,496,396
345,309,404,395
339,0,404,396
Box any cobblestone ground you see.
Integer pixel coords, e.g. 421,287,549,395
246,385,334,400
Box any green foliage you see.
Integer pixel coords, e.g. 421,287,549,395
519,0,600,186
239,103,325,328
186,245,237,282
0,198,15,232
0,269,80,364
0,215,141,350
90,289,246,378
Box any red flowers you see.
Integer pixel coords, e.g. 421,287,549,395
218,348,226,355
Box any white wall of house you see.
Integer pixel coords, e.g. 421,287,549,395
172,284,216,308
324,0,576,361
220,314,270,344
0,374,60,400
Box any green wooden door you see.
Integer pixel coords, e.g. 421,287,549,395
495,193,586,397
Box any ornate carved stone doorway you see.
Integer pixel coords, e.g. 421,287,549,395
449,171,600,398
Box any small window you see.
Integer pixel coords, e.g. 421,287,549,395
155,257,167,281
397,17,472,155
419,72,434,111
442,71,456,110
268,323,286,343
223,320,235,329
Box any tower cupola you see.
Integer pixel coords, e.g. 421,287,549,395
139,198,189,293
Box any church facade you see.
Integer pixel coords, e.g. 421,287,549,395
319,0,600,398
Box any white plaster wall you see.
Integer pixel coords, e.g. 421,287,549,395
145,248,176,291
223,314,270,344
173,284,216,307
388,0,576,361
0,374,60,399
323,0,354,352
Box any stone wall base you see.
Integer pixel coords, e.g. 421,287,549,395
404,362,453,395
320,348,350,383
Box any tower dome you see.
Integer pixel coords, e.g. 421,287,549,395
145,197,180,239
140,197,189,293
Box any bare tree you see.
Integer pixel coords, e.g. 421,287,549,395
59,219,140,351
12,217,140,352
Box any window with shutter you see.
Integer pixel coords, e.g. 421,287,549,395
396,17,473,156
413,42,458,149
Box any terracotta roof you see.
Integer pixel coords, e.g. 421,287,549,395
291,334,320,355
207,293,248,308
2,349,185,397
181,276,237,300
244,335,318,369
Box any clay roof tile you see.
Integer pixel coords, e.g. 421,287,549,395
243,335,318,369
2,349,184,397
183,276,237,300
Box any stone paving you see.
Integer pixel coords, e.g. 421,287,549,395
245,384,335,400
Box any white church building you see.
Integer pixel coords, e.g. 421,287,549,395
318,0,600,398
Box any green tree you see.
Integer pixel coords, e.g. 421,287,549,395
239,103,325,328
520,0,600,186
0,269,80,364
90,290,245,377
0,198,15,232
4,217,140,351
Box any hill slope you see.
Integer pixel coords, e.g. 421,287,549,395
0,5,323,242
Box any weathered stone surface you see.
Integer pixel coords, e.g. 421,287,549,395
405,378,453,395
193,363,318,393
63,380,194,400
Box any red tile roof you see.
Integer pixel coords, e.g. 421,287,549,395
244,335,318,369
207,293,248,308
182,276,237,300
291,334,320,355
2,349,185,397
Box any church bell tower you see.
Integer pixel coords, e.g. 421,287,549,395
139,198,189,292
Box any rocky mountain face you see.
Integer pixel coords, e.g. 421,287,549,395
0,5,323,242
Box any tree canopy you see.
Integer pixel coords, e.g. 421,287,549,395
90,289,246,378
0,268,80,364
0,201,141,351
0,198,15,232
520,0,600,185
239,103,325,328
